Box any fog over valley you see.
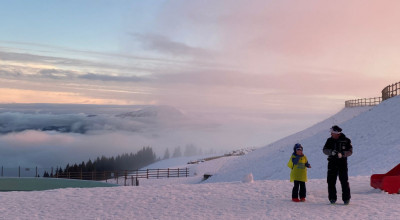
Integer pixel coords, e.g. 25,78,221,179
0,103,290,168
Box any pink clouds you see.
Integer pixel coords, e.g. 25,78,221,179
136,0,400,115
2,0,400,123
150,1,400,77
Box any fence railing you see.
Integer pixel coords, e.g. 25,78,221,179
0,166,45,178
345,97,382,107
54,168,189,180
345,81,400,107
0,166,189,186
382,82,400,101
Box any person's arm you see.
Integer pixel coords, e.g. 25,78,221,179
343,139,353,157
304,156,311,168
323,139,334,156
287,155,294,168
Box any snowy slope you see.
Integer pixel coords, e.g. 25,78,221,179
1,97,400,219
205,105,375,183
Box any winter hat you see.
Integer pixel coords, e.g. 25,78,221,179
293,143,303,152
330,125,342,134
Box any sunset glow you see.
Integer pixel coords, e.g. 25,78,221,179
1,0,400,137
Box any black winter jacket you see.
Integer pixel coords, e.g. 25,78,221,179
323,133,353,160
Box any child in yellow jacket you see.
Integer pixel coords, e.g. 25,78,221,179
287,143,311,202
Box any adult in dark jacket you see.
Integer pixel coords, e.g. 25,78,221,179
323,125,353,205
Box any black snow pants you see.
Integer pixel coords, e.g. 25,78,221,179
292,180,306,199
327,158,351,202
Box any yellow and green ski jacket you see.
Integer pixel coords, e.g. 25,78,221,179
287,154,310,182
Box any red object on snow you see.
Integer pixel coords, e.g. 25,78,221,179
371,163,400,194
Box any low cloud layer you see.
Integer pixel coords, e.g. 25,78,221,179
0,104,316,169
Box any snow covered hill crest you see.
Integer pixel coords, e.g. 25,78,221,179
205,95,400,183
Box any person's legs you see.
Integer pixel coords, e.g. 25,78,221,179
338,161,351,202
327,161,338,202
299,181,306,201
292,181,300,199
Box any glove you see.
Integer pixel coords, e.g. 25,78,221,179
331,150,337,156
337,153,342,158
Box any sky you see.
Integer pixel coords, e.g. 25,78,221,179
0,96,399,219
1,1,400,165
2,1,399,110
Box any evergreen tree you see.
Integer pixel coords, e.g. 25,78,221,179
184,144,198,157
172,146,182,158
86,159,94,172
163,148,170,160
54,146,158,180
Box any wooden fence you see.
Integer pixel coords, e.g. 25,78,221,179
55,168,189,186
1,167,189,186
345,97,382,107
382,81,400,101
345,81,400,107
55,168,189,180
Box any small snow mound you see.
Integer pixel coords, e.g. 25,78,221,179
242,173,254,183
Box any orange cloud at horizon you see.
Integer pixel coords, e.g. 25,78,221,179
0,88,130,105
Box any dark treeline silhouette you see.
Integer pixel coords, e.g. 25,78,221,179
46,146,157,180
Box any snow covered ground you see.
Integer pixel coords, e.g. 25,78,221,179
1,96,400,219
1,176,397,219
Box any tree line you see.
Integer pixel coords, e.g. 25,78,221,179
162,144,216,160
43,146,157,180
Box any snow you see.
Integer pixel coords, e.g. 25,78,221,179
1,96,400,219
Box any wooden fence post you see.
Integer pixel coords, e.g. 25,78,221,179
124,170,127,186
116,171,119,184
